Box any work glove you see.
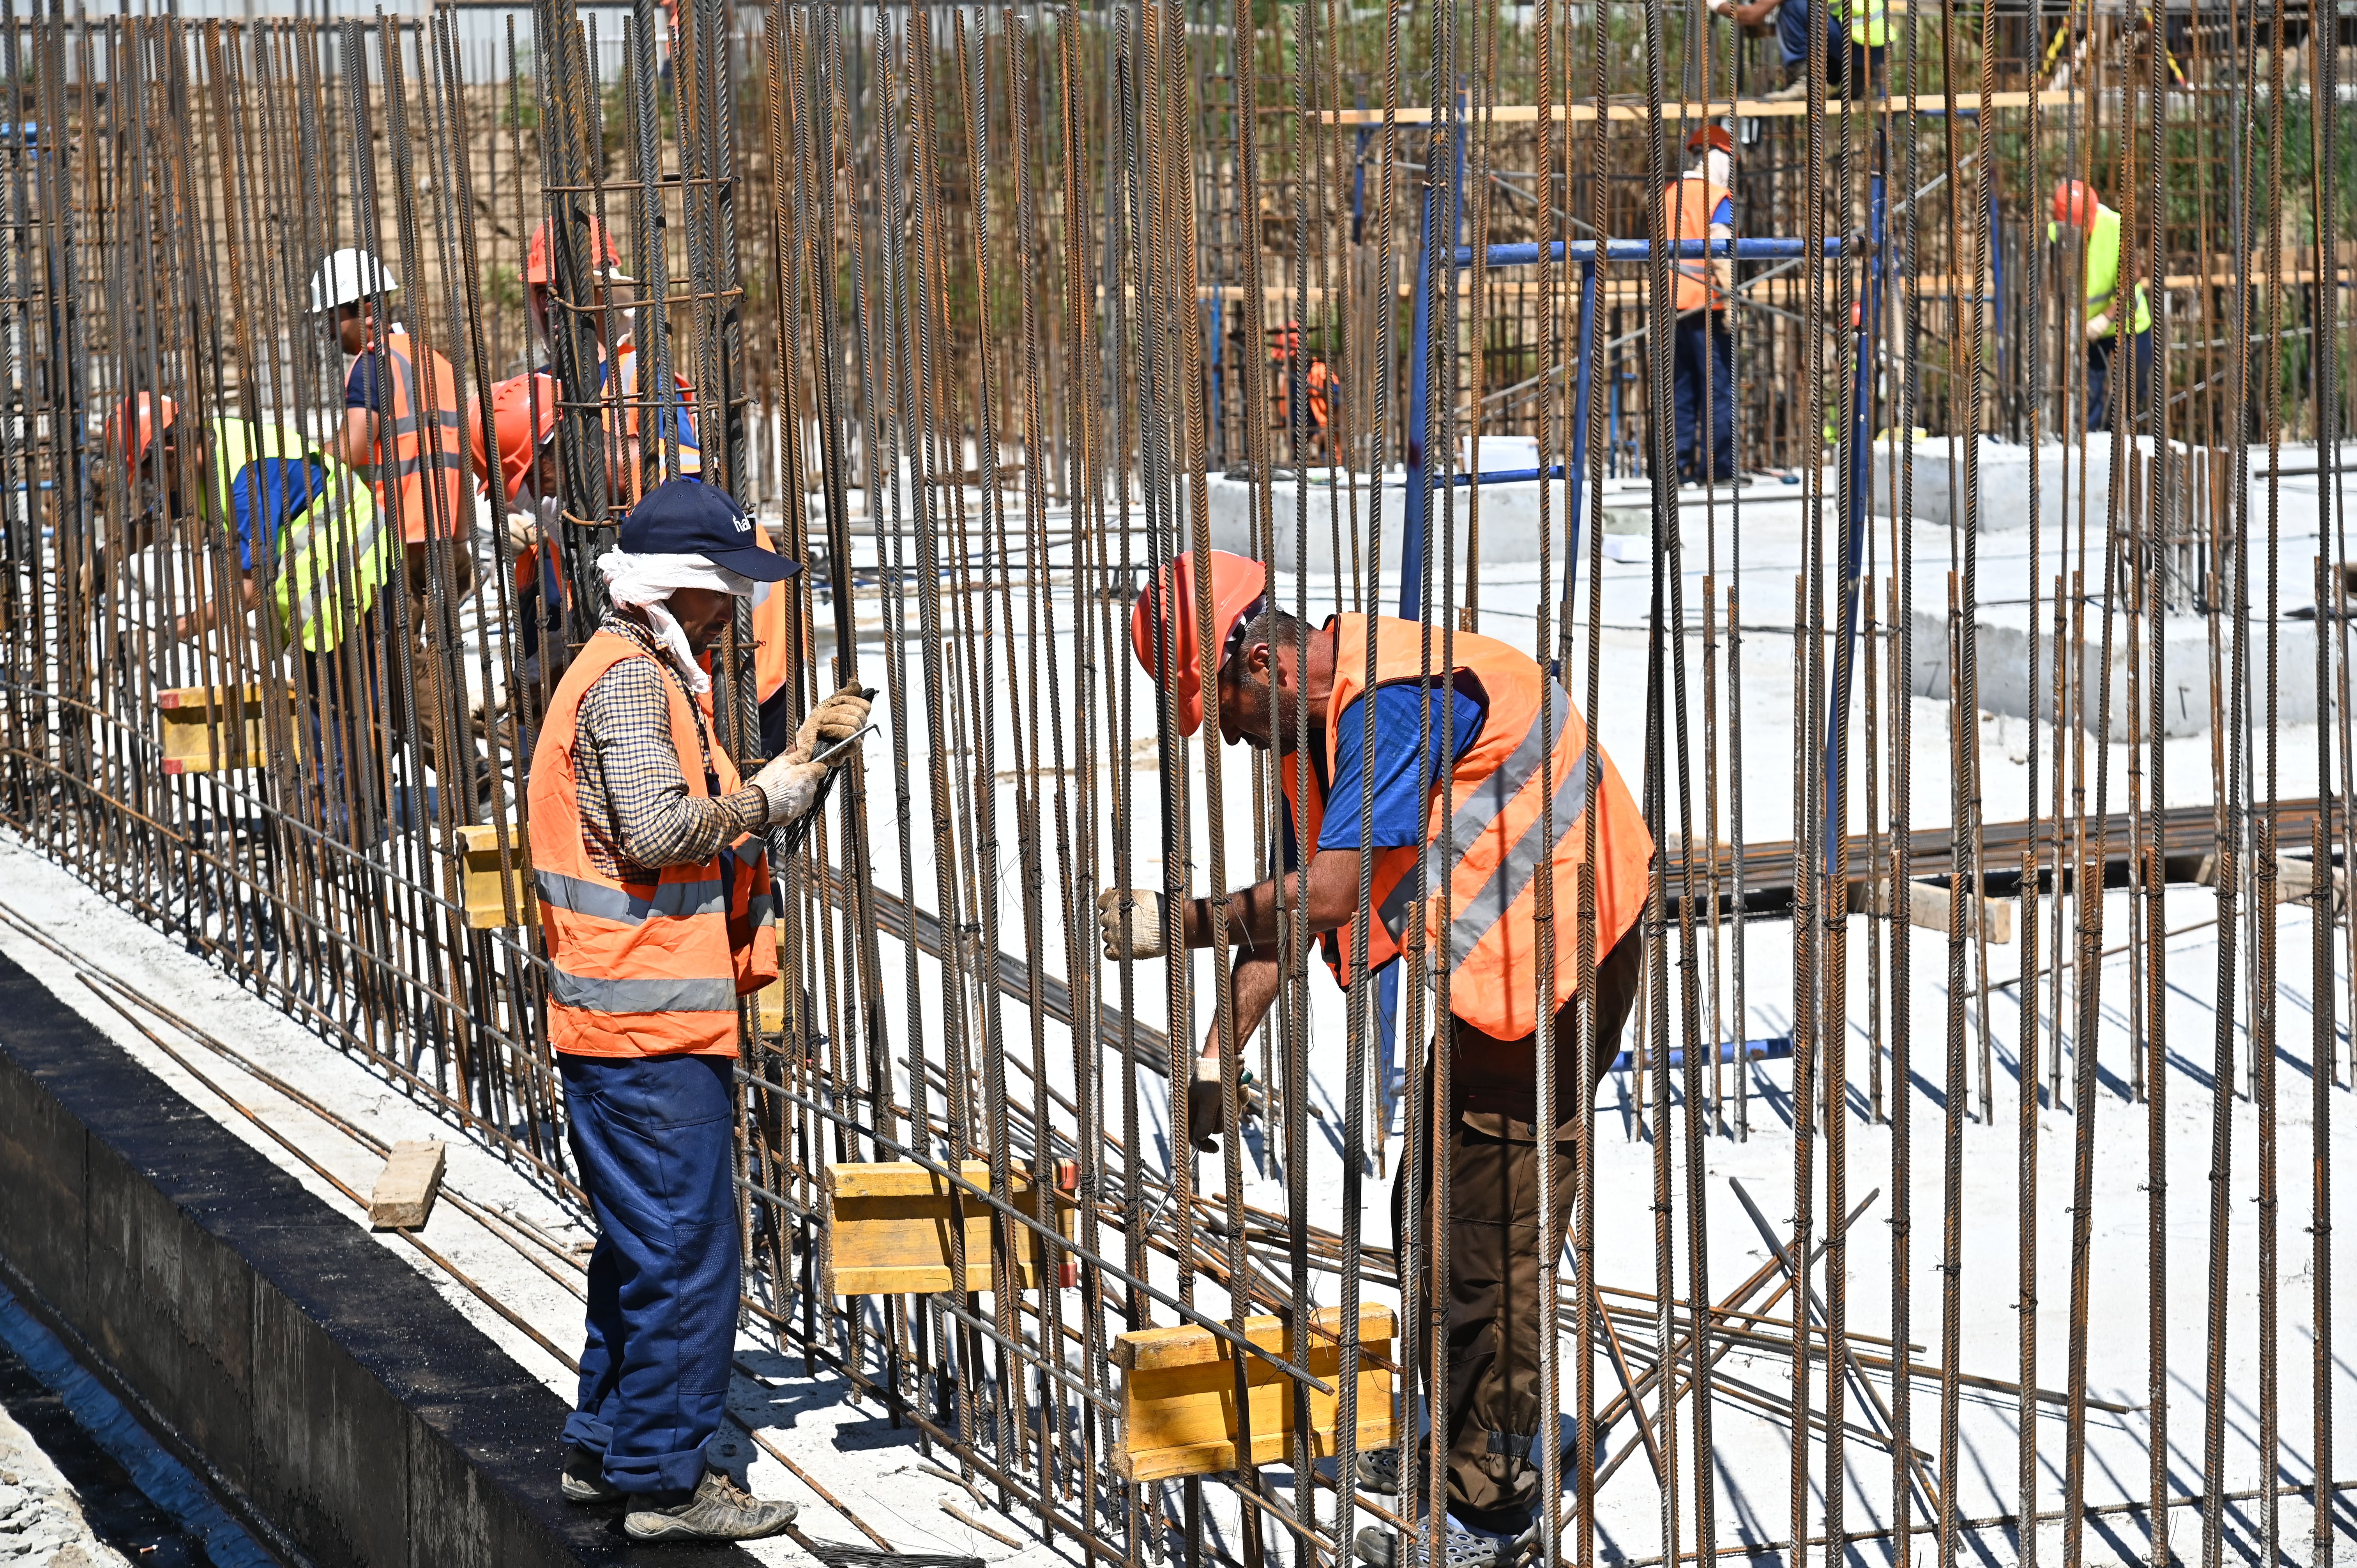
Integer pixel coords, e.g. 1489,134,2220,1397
1186,1056,1259,1152
2084,311,2111,343
751,752,828,825
1097,888,1168,962
502,510,541,554
793,685,874,762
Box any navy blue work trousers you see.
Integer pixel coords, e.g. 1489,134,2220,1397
2086,328,2153,433
1671,311,1736,483
558,1051,741,1496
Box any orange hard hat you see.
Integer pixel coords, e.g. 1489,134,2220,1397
1687,123,1735,157
104,391,177,467
484,371,561,503
1129,549,1270,738
526,216,634,287
2051,178,2096,228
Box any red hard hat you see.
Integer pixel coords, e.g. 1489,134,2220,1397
1687,123,1735,157
1129,549,1270,738
526,216,634,287
2051,179,2096,228
482,372,561,503
104,391,177,468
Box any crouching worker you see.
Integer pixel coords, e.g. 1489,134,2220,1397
1106,551,1653,1568
529,477,871,1541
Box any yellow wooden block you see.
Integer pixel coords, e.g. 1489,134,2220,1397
453,823,535,930
157,683,300,775
822,1160,1079,1297
1112,1305,1397,1482
1874,875,2012,945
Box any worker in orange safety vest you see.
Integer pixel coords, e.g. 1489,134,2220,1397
1103,550,1654,1568
529,477,869,1542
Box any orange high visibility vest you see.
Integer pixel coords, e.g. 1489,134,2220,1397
1279,614,1653,1042
369,332,471,545
529,629,780,1058
1306,360,1333,430
1663,177,1733,314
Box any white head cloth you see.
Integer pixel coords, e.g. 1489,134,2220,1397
595,547,753,694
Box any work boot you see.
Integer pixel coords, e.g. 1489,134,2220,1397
1760,71,1811,100
1353,1525,1501,1568
559,1444,623,1504
624,1469,799,1542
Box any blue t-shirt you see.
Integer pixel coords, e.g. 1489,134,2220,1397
222,455,324,571
1315,682,1486,851
345,351,394,416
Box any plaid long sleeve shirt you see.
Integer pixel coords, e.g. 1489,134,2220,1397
572,613,771,880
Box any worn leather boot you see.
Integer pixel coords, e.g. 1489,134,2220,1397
623,1469,799,1542
559,1444,623,1504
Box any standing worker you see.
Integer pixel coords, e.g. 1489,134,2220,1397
310,246,479,792
2050,179,2153,431
1104,551,1653,1568
1707,0,1885,100
531,477,869,1543
1664,125,1739,488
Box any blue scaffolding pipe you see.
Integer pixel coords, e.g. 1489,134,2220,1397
1454,236,1852,268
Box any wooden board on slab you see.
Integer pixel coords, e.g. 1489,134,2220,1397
823,1159,1079,1296
1112,1305,1397,1483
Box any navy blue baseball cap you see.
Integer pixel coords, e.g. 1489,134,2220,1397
620,477,800,582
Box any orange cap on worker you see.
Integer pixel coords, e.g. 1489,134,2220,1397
526,215,635,286
1128,549,1269,738
2051,178,2097,229
105,391,177,467
477,371,561,503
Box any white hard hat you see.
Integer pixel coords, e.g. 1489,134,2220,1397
307,247,398,315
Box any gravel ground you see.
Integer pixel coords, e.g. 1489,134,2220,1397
0,1379,131,1568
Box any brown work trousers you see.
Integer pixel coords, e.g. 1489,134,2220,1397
1391,922,1645,1532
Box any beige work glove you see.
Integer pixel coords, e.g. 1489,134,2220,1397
2084,311,2111,343
792,685,873,763
750,753,828,825
502,510,541,554
1186,1055,1260,1152
1096,888,1168,962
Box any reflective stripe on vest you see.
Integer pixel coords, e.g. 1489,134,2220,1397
1283,614,1653,1041
527,628,780,1056
1844,0,1888,47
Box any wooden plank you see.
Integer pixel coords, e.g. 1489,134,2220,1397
368,1140,447,1230
156,683,300,775
1316,88,2077,126
1113,1306,1398,1483
1876,876,2013,944
822,1160,1079,1296
453,824,535,930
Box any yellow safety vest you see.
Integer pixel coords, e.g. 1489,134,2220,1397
2051,204,2152,339
208,417,392,653
1841,0,1888,48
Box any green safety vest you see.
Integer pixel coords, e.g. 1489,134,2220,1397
208,416,392,654
2050,204,2152,339
1841,0,1887,49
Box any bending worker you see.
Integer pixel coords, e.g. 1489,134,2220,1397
2050,179,2152,431
530,477,869,1543
1707,0,1885,100
1664,124,1738,488
1104,551,1652,1568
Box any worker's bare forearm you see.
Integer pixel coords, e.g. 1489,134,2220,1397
1180,848,1365,952
1203,950,1283,1058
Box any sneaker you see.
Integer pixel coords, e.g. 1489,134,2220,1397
1350,1446,1430,1498
1759,74,1811,100
1354,1525,1501,1568
623,1469,799,1542
559,1444,623,1505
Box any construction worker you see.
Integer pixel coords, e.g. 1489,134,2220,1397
2051,179,2153,431
1709,0,1885,100
526,216,701,501
531,476,869,1542
312,247,473,594
467,369,569,722
1104,551,1653,1568
105,394,393,831
1665,125,1739,487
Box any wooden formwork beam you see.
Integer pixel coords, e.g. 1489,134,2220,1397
822,1160,1079,1297
1112,1305,1397,1483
